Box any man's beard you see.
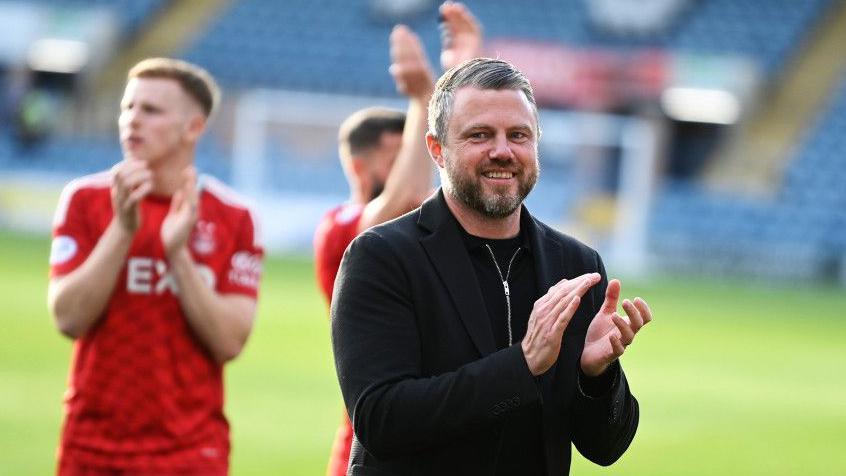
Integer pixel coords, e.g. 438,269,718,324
444,156,539,219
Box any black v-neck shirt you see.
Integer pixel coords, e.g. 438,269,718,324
458,229,536,350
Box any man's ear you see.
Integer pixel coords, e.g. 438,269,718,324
348,156,372,193
184,114,206,143
349,155,367,175
426,133,445,168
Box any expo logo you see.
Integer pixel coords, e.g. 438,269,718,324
127,257,215,295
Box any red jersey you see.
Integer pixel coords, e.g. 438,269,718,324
313,202,363,476
314,203,364,304
50,172,263,474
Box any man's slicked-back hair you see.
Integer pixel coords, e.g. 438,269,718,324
428,58,538,143
128,57,220,118
338,107,406,159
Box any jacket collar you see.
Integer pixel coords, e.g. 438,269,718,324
419,190,496,356
417,189,563,356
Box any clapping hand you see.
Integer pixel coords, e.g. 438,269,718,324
522,273,602,376
389,25,435,100
439,1,483,71
580,279,652,377
161,166,198,258
111,159,153,233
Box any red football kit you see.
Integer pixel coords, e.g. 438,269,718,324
313,202,364,476
50,172,263,475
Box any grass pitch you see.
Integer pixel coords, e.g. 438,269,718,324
1,230,844,475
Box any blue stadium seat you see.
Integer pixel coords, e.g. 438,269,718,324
649,72,846,278
25,0,166,38
180,0,833,95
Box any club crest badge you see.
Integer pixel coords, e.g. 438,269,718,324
192,221,216,255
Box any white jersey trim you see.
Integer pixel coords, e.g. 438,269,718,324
52,170,111,228
337,202,364,225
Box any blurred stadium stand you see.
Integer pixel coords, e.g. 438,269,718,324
24,0,167,39
650,71,846,279
1,0,844,282
181,0,830,94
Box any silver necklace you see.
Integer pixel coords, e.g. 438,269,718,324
484,244,522,346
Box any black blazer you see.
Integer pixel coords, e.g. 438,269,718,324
331,190,638,476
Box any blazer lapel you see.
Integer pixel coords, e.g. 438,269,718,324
418,191,497,357
523,208,564,294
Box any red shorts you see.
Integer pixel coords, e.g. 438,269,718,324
58,459,227,476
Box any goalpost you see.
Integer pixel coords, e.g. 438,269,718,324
230,90,407,253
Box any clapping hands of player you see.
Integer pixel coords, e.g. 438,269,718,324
161,166,199,258
389,25,435,100
439,1,483,71
111,160,153,233
580,279,652,377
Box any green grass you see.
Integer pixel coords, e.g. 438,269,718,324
1,230,844,475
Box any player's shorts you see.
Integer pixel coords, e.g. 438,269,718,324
58,459,227,476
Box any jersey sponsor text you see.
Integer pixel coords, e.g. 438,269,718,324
127,257,216,294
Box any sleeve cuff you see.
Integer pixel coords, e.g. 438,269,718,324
577,360,620,399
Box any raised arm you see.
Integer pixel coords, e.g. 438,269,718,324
48,161,152,338
357,25,435,232
439,1,484,71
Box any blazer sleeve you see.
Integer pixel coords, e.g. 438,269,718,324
331,231,541,460
569,251,639,466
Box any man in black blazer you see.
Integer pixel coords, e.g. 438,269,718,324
332,58,652,476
